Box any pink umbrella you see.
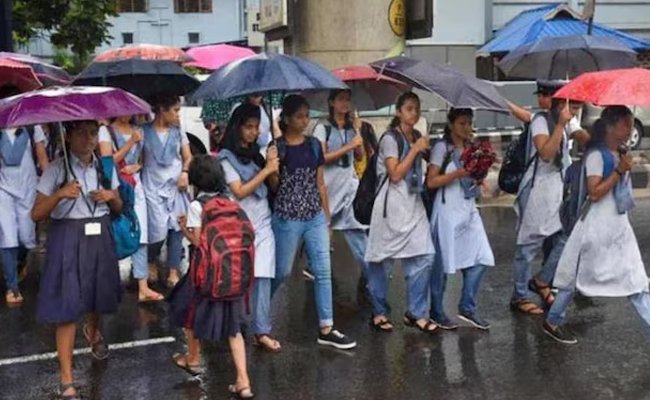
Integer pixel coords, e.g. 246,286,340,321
0,58,43,93
185,44,255,71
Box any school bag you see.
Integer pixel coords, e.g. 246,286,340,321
191,195,255,302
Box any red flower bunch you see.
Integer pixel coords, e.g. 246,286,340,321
460,140,496,181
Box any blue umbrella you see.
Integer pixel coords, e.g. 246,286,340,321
191,52,347,102
497,35,637,80
370,56,510,113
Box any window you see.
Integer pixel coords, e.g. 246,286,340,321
188,32,200,44
122,32,134,45
252,23,259,32
118,0,147,13
174,0,212,13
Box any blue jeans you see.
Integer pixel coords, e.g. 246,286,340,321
341,229,369,279
252,277,272,335
148,230,183,271
430,261,488,321
131,245,148,280
367,254,434,320
512,232,567,300
1,247,19,291
548,289,650,330
272,212,333,328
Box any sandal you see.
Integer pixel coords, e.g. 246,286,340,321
5,290,24,305
529,279,556,306
172,353,203,376
228,384,255,399
403,312,438,334
510,298,544,315
253,334,282,353
138,291,164,303
82,324,109,360
369,316,394,332
57,383,81,400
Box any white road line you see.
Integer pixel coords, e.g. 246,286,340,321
0,336,176,367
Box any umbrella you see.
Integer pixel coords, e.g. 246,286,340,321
94,44,193,63
185,44,255,71
370,56,510,113
498,35,638,80
304,65,410,112
0,52,72,86
0,86,151,128
73,59,201,100
0,59,42,93
553,68,650,107
191,52,347,102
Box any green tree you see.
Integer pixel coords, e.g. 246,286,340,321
13,0,118,68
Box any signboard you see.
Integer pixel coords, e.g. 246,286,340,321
388,0,406,37
259,0,288,33
406,0,433,40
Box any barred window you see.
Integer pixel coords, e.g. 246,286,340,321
118,0,147,13
174,0,212,13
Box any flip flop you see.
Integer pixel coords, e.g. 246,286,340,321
172,353,203,376
138,292,164,303
253,334,282,353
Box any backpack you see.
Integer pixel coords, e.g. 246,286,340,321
422,141,454,218
191,195,255,301
498,112,554,194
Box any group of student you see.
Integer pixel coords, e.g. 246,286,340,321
1,78,649,399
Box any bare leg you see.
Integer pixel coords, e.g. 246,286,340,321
185,329,202,365
56,323,77,396
228,334,251,390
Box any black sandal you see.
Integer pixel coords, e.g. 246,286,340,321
403,312,438,334
228,384,255,399
369,317,394,332
82,324,109,360
58,383,81,400
528,279,556,306
172,353,204,376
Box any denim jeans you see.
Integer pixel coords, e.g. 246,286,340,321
367,254,434,320
430,260,488,321
1,247,19,291
512,232,567,300
272,212,333,328
148,229,183,271
252,277,272,335
341,229,369,279
131,245,148,280
548,289,650,330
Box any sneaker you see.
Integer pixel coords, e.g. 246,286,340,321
317,329,357,350
302,269,315,281
457,312,490,330
543,321,578,345
430,316,459,330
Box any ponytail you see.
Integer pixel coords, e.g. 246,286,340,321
388,91,420,131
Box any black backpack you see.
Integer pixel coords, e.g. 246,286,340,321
422,141,454,218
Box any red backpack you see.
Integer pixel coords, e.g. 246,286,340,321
191,195,255,301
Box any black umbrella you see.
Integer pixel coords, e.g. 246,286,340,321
73,59,200,100
498,34,637,80
370,56,510,113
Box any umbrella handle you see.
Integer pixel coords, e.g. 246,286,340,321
59,122,73,182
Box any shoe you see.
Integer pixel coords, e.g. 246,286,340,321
430,315,458,330
543,321,578,345
317,329,357,350
457,312,490,330
302,269,315,281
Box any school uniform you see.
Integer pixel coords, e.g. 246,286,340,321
35,155,121,323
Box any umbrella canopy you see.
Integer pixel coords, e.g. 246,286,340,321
370,56,510,113
498,35,637,80
73,59,201,100
0,86,151,128
94,44,192,63
185,44,255,71
0,59,42,93
305,65,410,112
0,52,72,86
191,52,347,102
553,68,650,107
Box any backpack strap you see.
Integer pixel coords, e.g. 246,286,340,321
439,141,455,204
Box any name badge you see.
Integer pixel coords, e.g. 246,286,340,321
84,222,102,236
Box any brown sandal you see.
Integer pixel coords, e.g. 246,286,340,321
529,279,555,306
510,299,544,315
253,334,282,353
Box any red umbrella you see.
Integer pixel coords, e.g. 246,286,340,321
0,52,71,87
94,44,193,63
185,44,255,71
553,68,650,106
0,58,43,93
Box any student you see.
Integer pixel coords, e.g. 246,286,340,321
169,154,254,399
365,91,436,334
141,95,192,288
312,89,369,289
32,120,122,400
218,103,281,352
544,106,650,344
270,94,356,349
427,108,494,330
98,116,163,302
231,94,275,154
0,123,49,304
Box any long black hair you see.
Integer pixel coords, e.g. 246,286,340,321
327,89,353,127
221,103,265,168
587,105,633,150
443,108,473,143
389,91,420,129
279,94,310,134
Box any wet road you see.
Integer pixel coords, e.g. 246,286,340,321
2,202,650,400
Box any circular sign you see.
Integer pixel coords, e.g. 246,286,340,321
388,0,406,37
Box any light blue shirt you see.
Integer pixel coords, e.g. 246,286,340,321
0,126,46,198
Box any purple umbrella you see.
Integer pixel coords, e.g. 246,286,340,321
0,86,151,128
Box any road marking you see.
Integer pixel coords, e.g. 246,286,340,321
0,336,176,367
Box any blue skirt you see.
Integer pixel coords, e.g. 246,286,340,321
167,273,245,342
37,216,121,324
